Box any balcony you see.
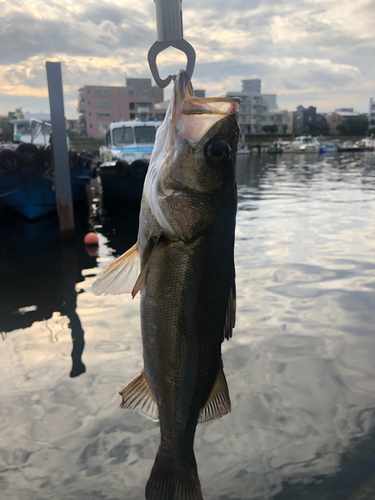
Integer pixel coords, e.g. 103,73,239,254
137,107,150,114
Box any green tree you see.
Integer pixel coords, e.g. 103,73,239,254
282,124,287,134
262,125,271,134
7,107,25,120
246,124,251,134
269,125,278,134
0,117,13,141
317,123,329,135
336,124,348,135
348,116,369,135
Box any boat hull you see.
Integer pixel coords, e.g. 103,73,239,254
98,160,148,204
0,162,91,220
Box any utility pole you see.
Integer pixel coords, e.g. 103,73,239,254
46,61,75,241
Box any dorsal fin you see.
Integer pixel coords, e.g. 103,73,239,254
224,278,236,341
198,361,231,424
92,243,140,296
120,370,158,422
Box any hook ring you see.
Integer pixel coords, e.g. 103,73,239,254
148,39,196,88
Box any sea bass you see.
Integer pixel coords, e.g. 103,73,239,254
93,69,240,500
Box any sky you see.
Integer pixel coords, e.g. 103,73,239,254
1,0,374,118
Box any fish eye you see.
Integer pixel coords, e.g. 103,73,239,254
204,139,231,167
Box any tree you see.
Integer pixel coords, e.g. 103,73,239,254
336,124,348,135
317,123,329,135
262,125,271,134
7,107,25,120
246,124,251,134
282,124,287,134
348,116,368,136
270,125,278,134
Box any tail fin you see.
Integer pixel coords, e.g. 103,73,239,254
146,447,203,500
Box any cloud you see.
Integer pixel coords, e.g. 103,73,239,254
0,0,374,117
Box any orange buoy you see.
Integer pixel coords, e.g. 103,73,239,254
84,232,99,245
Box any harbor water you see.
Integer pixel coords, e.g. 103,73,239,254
1,152,375,500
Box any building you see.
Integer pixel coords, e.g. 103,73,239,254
154,100,169,121
328,109,360,134
369,98,375,130
241,79,261,93
286,106,328,135
77,78,164,138
194,89,206,98
226,79,287,139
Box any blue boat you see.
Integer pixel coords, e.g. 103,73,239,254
0,115,93,220
0,143,92,220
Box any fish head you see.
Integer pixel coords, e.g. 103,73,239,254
144,70,240,242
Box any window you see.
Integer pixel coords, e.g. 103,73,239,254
112,127,134,146
95,89,110,95
129,102,135,110
130,113,135,119
97,113,111,118
96,101,110,107
89,112,91,116
90,124,92,128
129,91,134,96
135,126,156,144
105,130,110,146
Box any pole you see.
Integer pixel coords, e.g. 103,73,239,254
46,61,75,241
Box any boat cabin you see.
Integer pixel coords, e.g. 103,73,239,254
99,120,163,163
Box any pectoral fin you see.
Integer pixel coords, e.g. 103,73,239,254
92,243,140,296
224,278,236,341
120,370,158,422
131,233,164,298
198,361,231,424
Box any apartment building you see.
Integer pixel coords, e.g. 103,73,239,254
328,109,360,134
286,106,328,134
226,79,287,138
369,98,375,130
77,78,163,138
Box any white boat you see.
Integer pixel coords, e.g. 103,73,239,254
282,136,321,153
99,120,163,163
98,120,163,203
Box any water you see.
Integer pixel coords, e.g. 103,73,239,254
1,152,375,500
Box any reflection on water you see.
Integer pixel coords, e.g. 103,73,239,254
0,153,375,499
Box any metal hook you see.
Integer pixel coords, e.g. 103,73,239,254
148,38,196,88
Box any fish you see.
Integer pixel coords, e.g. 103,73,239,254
92,69,240,500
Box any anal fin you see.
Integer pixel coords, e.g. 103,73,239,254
120,370,159,422
198,361,231,424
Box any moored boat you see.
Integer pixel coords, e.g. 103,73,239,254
0,144,93,220
98,120,162,202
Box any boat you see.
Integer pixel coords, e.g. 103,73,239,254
237,145,251,155
337,140,374,152
267,142,283,154
98,120,162,202
0,115,93,220
281,136,322,153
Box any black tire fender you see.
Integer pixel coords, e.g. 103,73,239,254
0,149,25,173
16,143,40,164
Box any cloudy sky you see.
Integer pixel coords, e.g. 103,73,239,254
1,0,374,118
